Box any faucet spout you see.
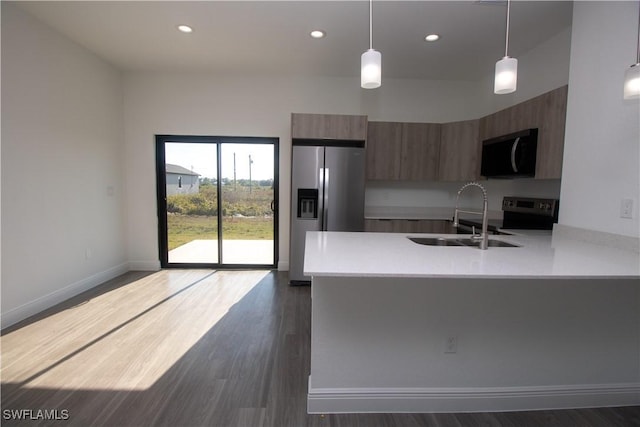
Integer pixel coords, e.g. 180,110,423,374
453,182,489,250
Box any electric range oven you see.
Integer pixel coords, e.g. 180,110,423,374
456,196,559,234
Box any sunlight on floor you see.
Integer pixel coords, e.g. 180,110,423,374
1,270,269,391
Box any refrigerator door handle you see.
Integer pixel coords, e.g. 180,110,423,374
319,167,325,230
323,168,330,231
318,168,327,231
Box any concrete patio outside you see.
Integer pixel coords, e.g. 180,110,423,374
168,239,274,265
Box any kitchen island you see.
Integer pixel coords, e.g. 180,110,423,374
304,229,640,413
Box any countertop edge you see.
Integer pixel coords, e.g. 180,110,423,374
306,272,640,280
303,231,640,279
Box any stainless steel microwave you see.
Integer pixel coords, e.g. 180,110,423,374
480,128,538,178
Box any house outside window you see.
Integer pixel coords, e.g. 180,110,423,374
166,164,200,195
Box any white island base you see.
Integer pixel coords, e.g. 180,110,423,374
305,232,640,414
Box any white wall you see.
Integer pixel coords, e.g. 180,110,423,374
122,73,483,269
1,3,127,326
475,27,573,117
560,2,640,238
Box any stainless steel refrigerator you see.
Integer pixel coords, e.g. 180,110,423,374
289,142,365,284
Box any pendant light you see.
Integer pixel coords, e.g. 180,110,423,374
361,0,381,89
494,0,517,94
623,1,640,100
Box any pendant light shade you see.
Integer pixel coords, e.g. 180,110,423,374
361,49,382,89
494,0,517,95
624,64,640,100
495,56,518,94
624,2,640,100
361,0,381,89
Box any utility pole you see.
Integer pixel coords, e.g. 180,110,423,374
233,152,237,190
249,154,253,194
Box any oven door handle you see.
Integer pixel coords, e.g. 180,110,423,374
510,137,521,173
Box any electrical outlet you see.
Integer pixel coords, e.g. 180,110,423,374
445,336,457,354
621,198,634,219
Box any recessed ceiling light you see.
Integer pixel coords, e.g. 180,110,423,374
177,25,193,33
425,34,440,42
310,30,326,39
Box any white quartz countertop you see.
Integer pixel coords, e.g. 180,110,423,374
303,231,640,279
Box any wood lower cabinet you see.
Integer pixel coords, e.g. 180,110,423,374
365,219,453,233
438,119,480,182
291,113,367,141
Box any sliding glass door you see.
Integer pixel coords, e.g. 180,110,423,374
156,135,278,268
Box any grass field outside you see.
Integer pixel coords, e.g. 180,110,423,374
167,213,274,251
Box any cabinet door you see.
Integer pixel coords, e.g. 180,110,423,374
324,114,367,140
364,219,452,233
291,113,325,139
291,113,367,140
365,122,402,180
438,120,480,181
479,108,510,142
400,123,441,181
535,85,567,179
410,220,451,233
364,219,397,232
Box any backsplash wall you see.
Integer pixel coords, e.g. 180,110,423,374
365,179,562,217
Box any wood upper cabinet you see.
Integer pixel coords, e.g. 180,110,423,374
366,121,440,181
366,121,403,180
479,85,568,179
291,113,367,141
438,119,480,182
534,85,568,179
400,123,441,181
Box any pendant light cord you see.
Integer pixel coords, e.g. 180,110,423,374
504,0,511,57
636,0,640,64
369,0,373,50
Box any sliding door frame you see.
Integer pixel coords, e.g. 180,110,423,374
155,134,279,269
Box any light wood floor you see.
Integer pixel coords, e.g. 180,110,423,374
1,270,639,427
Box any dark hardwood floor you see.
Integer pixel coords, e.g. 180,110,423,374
2,270,639,427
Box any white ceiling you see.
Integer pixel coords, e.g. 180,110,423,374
15,1,573,81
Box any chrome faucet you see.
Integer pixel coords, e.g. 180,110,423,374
453,182,489,250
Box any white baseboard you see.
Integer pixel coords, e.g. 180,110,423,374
1,262,129,329
128,260,161,271
307,380,640,414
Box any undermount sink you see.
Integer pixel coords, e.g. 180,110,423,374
408,237,465,246
408,237,520,248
